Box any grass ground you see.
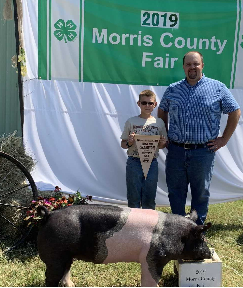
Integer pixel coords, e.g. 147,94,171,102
0,200,242,287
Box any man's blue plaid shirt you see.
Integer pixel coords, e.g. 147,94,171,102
159,75,240,144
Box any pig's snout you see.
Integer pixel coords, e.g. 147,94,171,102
193,241,212,260
203,244,213,259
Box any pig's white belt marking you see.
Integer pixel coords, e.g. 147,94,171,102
103,208,159,264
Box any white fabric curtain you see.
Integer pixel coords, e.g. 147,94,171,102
23,79,243,205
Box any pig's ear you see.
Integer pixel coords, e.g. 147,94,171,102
189,210,198,222
192,222,212,237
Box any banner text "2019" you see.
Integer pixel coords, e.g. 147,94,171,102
141,10,179,29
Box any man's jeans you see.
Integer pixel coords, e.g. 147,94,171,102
126,156,158,209
166,142,215,225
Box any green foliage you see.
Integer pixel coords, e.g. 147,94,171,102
0,132,36,242
11,47,27,76
0,131,35,198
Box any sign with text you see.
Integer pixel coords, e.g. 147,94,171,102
135,134,160,179
175,250,222,287
38,0,243,88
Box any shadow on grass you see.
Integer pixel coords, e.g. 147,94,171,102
237,233,243,250
206,223,243,236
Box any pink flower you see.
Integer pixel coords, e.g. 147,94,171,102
44,200,51,205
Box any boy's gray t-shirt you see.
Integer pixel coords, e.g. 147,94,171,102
121,116,167,158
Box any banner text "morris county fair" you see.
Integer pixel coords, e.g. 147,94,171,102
92,28,228,69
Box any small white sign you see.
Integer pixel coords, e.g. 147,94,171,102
174,250,222,287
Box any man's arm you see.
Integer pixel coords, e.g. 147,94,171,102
222,109,241,141
158,107,169,132
208,108,241,151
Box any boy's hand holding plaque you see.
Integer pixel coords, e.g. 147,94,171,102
134,134,160,179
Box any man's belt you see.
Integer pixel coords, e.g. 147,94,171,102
170,141,208,149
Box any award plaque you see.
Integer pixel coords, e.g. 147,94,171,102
134,134,160,179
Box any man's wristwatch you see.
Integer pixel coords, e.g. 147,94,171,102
126,141,132,148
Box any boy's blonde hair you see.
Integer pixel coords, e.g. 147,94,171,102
139,90,156,102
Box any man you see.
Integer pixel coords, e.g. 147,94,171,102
158,51,241,225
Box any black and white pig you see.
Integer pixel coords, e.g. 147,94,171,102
37,204,212,287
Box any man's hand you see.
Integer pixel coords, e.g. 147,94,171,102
207,137,227,152
208,109,241,152
158,135,167,149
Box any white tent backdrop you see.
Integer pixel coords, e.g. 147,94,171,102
23,79,243,205
22,0,243,205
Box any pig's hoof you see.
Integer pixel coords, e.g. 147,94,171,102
60,280,75,287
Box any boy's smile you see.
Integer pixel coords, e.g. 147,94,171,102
137,96,157,119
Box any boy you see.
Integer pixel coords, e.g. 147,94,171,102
121,90,167,209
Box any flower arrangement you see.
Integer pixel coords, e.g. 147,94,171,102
25,186,92,226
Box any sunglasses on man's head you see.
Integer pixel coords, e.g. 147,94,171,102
140,101,155,106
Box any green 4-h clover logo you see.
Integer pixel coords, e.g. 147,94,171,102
54,19,77,43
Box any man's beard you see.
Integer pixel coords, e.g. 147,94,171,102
188,70,197,79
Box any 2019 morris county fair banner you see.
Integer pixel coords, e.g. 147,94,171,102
38,0,243,88
22,0,243,205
